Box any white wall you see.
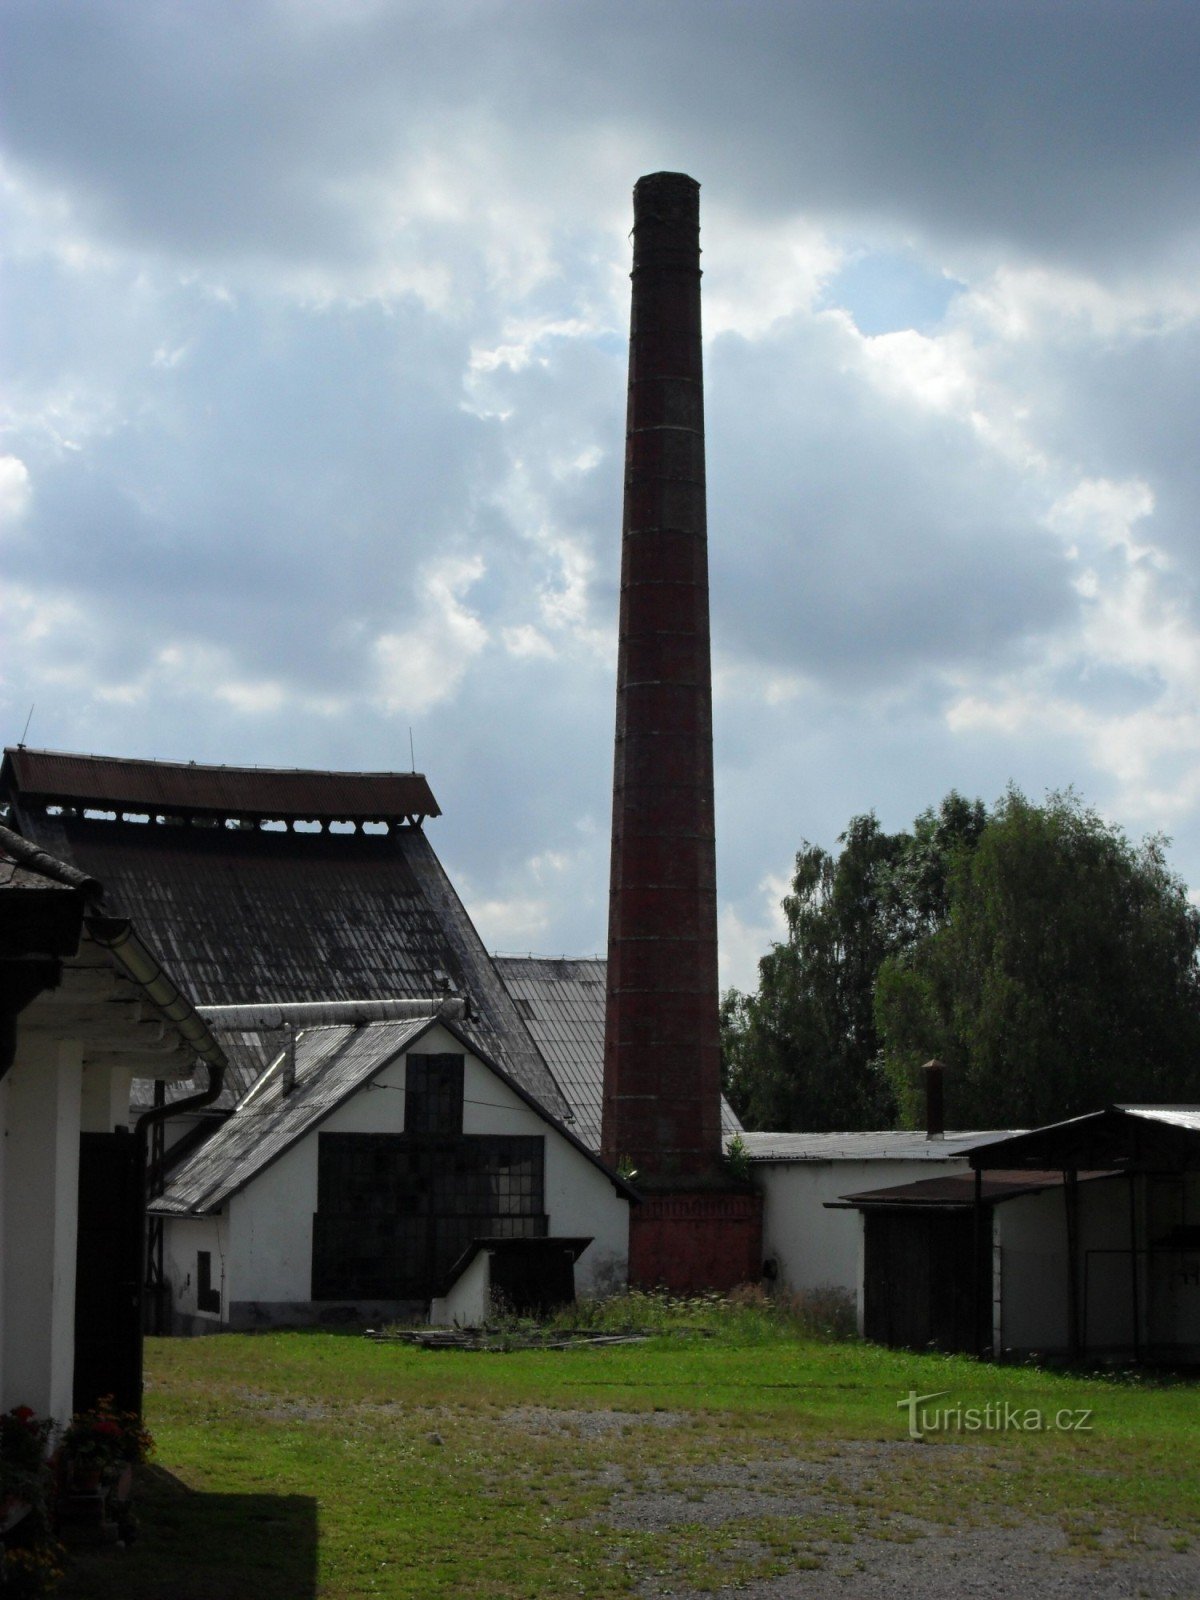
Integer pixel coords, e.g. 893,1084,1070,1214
994,1187,1069,1353
995,1176,1153,1356
1,1036,83,1420
161,1213,227,1331
1146,1172,1200,1351
429,1250,491,1327
755,1157,972,1296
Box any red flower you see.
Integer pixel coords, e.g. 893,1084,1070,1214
12,1407,34,1423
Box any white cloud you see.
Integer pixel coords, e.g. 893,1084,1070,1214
501,624,555,660
718,871,790,993
0,456,32,526
373,554,489,716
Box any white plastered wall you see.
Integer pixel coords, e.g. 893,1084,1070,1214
1146,1171,1200,1351
755,1157,972,1296
429,1250,491,1326
995,1176,1133,1355
161,1213,228,1329
1,1035,83,1420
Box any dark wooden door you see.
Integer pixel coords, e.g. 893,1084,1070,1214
74,1130,143,1415
864,1209,988,1353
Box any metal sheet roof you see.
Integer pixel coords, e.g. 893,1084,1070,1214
730,1129,1021,1163
152,1021,406,1213
14,808,569,1122
1118,1105,1200,1132
3,747,439,823
970,1105,1200,1172
152,1016,636,1215
494,955,741,1151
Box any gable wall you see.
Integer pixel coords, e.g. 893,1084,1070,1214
168,1025,628,1321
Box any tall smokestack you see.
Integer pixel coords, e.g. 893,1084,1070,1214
602,172,722,1187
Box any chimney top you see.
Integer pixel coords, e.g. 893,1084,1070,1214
922,1058,946,1140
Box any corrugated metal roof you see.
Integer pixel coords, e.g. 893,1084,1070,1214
152,1021,402,1212
494,955,742,1151
152,1016,637,1215
15,808,569,1122
3,747,439,823
730,1129,1022,1163
1119,1105,1200,1132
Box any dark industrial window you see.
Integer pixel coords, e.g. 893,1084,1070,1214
197,1250,220,1314
312,1132,546,1300
405,1054,464,1135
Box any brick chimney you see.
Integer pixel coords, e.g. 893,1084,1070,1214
602,173,761,1289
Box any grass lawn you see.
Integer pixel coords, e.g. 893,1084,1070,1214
58,1301,1200,1599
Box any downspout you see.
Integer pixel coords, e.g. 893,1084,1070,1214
130,1045,225,1368
98,906,227,1209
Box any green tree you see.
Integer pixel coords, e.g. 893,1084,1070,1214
876,788,1200,1128
722,803,983,1131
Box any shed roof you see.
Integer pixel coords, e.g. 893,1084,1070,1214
495,955,742,1151
829,1169,1119,1211
3,747,439,825
8,788,568,1121
732,1129,1020,1164
151,1016,637,1216
969,1105,1200,1173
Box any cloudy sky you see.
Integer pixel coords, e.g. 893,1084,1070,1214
3,1,1200,990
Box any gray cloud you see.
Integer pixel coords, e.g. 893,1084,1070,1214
3,0,1200,988
4,1,1198,277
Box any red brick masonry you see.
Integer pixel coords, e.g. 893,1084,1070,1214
629,1189,764,1293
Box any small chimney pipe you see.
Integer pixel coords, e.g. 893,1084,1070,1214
922,1058,946,1140
281,1027,297,1097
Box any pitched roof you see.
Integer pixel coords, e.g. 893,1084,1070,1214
3,747,438,825
7,769,569,1121
969,1105,1200,1172
494,955,742,1151
153,1020,415,1212
0,824,224,1078
152,1016,637,1216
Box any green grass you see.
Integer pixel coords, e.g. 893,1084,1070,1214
57,1302,1200,1599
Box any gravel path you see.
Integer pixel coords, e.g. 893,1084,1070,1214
502,1408,1200,1600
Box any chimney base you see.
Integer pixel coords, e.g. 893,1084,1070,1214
628,1188,763,1294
